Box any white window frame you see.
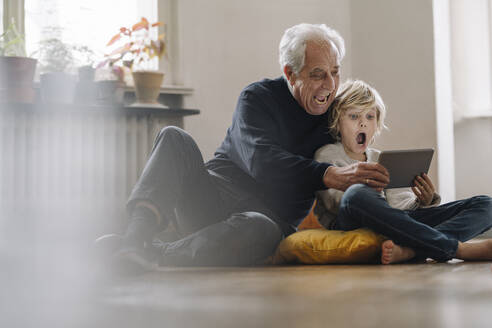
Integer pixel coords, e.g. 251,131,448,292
450,0,492,119
3,0,25,35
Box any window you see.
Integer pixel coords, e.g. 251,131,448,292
450,0,492,119
24,0,158,73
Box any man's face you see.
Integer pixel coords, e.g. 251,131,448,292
285,40,341,115
339,107,378,157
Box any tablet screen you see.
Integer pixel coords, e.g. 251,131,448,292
377,149,434,189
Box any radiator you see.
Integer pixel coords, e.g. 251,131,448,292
0,105,182,236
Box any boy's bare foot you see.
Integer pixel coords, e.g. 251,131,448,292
455,240,492,261
381,240,416,264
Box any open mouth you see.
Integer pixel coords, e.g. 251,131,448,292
356,132,366,145
314,94,329,105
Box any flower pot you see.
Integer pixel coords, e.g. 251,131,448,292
74,66,97,104
132,71,164,106
78,65,96,82
95,80,125,105
40,72,77,104
0,56,37,103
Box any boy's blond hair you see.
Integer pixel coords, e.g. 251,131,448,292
329,79,387,141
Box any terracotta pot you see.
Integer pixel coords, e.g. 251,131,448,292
132,71,164,105
0,56,37,103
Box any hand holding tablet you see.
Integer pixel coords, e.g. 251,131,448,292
377,148,434,189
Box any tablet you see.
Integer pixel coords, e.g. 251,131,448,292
377,148,434,189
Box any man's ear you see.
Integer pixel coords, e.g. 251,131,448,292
283,66,295,85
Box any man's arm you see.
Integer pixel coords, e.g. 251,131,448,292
315,144,390,192
323,163,390,192
229,87,389,193
228,89,329,193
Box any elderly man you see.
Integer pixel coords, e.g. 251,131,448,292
97,23,389,270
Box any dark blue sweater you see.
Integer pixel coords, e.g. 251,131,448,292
206,77,335,226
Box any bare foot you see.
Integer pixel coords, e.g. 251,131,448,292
455,240,492,261
381,240,416,264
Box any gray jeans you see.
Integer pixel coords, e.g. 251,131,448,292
127,126,284,266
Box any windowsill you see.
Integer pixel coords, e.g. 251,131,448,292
124,85,194,95
32,81,194,96
462,112,492,119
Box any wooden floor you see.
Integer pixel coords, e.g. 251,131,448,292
3,240,492,328
91,262,492,328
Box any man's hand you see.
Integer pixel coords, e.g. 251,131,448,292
411,173,435,206
323,163,390,192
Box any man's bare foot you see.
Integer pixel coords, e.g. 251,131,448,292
381,240,416,264
455,240,492,261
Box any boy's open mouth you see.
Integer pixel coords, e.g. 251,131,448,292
356,132,366,145
314,94,329,105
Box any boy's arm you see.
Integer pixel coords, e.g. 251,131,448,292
314,144,347,228
411,173,440,207
418,192,441,208
386,172,441,210
385,189,419,210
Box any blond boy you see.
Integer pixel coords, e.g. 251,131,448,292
315,80,492,264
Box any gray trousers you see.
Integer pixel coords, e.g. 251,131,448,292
127,126,284,266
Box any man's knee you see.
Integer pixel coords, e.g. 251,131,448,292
229,212,282,237
154,126,201,160
156,126,187,143
227,212,283,248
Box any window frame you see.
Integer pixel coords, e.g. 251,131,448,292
3,0,185,88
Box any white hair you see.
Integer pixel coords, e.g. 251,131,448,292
279,23,345,79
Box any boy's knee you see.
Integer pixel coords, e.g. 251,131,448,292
477,195,492,207
341,183,373,210
474,195,492,222
468,195,492,210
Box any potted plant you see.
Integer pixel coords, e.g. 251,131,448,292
35,27,78,104
0,18,37,103
100,17,166,106
72,45,98,104
93,60,126,106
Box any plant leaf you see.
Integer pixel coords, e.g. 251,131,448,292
107,33,121,46
158,41,166,57
96,58,110,69
107,42,132,57
132,17,149,31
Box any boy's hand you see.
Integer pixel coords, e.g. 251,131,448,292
411,173,435,206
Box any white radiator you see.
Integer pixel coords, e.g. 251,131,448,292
0,105,182,237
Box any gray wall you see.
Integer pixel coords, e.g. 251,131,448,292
350,0,439,187
175,0,352,160
167,0,492,200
